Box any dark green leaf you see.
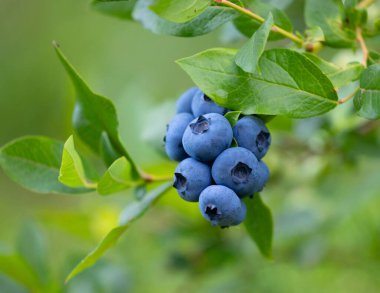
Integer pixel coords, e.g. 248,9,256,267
150,0,211,23
177,48,338,118
243,194,273,258
305,0,356,48
368,51,380,66
97,157,143,195
304,53,363,88
0,136,89,194
65,182,172,283
235,13,273,73
133,0,239,37
233,0,293,41
92,0,138,19
354,64,380,119
224,111,241,126
53,43,140,178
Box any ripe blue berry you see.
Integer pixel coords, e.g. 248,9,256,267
191,90,227,117
165,113,193,161
233,116,271,160
255,161,270,193
199,185,243,227
173,158,212,202
212,147,260,197
176,87,198,114
182,113,233,162
234,200,247,225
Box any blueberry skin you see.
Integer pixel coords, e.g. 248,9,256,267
182,113,233,162
199,185,242,227
191,89,227,117
165,113,193,161
212,147,260,198
234,201,247,225
176,87,198,114
173,158,212,202
233,116,271,160
255,161,270,193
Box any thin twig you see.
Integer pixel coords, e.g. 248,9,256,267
356,28,369,67
338,88,360,104
214,0,304,46
357,0,374,9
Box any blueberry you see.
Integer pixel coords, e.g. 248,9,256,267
191,89,227,117
182,113,233,162
212,147,260,198
176,87,198,114
255,161,270,193
199,185,242,227
165,113,193,161
234,201,247,225
233,116,271,160
173,158,212,202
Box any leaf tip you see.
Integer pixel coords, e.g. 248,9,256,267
52,40,60,49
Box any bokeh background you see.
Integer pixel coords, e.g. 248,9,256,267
1,0,380,292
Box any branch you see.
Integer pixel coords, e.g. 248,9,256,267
214,0,304,46
356,28,368,67
338,88,360,104
357,0,374,9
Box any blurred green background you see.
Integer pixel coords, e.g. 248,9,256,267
1,0,380,292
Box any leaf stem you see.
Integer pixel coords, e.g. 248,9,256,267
338,88,360,104
141,173,173,183
357,0,374,9
214,0,304,46
356,28,368,67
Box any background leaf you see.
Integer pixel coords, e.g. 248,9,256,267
177,48,338,118
65,182,172,283
0,136,89,194
354,64,380,119
224,111,242,126
243,194,273,258
150,0,211,23
133,0,238,37
54,43,140,178
235,13,273,73
92,0,138,19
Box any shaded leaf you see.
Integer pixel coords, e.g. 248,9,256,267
243,194,273,258
224,111,241,126
0,136,89,194
177,48,338,118
91,0,138,19
65,182,172,283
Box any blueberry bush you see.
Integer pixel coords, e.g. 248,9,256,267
0,0,380,287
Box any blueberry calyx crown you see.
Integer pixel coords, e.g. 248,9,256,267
256,131,270,153
173,173,187,194
203,94,212,102
190,115,210,134
205,204,221,221
231,162,252,184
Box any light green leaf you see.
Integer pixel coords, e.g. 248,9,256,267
305,0,356,48
368,51,380,66
53,43,140,179
150,0,211,23
235,13,273,73
65,182,172,283
233,0,292,41
97,157,143,195
91,0,138,19
354,64,380,119
177,48,338,118
0,136,89,194
224,111,241,126
133,0,238,37
59,136,97,189
304,53,363,88
243,194,273,258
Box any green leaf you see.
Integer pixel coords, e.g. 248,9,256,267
59,136,97,189
177,48,338,118
235,13,273,73
354,64,380,120
53,43,140,178
91,0,138,19
368,51,380,66
305,0,356,48
224,111,241,126
65,182,172,283
97,157,143,195
233,0,292,41
133,0,238,37
150,0,211,23
0,136,89,194
304,53,364,88
243,194,273,258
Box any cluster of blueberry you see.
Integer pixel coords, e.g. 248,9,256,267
165,87,271,228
